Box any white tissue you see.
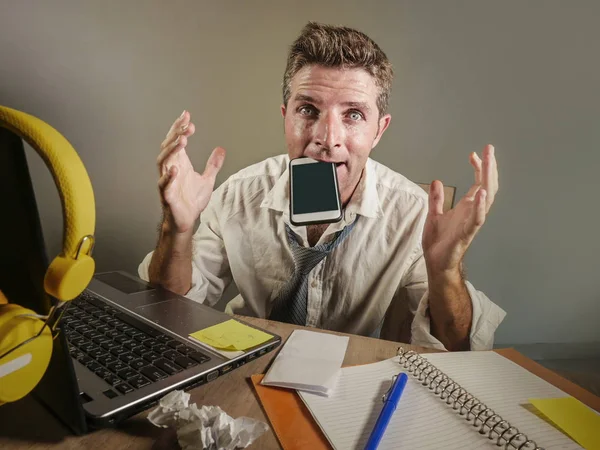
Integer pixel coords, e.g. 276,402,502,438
148,390,268,450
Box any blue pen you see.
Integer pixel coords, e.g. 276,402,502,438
364,372,409,450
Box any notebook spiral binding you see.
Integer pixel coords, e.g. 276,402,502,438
397,348,544,450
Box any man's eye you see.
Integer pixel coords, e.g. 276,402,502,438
348,110,363,121
299,106,316,116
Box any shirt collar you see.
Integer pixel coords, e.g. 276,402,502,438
260,157,383,220
345,158,384,219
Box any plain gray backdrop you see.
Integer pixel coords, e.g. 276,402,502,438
1,0,599,348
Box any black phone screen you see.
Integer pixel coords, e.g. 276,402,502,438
291,162,339,214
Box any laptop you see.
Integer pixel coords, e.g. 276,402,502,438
0,127,281,433
61,271,281,428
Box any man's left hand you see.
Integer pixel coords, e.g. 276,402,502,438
422,144,498,277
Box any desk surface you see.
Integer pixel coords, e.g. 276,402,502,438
1,317,599,450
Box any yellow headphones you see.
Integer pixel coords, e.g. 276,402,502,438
0,105,95,405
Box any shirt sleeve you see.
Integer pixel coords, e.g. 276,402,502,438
403,251,507,351
137,184,232,307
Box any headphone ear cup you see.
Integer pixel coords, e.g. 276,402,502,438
0,304,53,405
45,254,95,301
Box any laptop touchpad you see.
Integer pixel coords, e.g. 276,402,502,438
134,299,227,336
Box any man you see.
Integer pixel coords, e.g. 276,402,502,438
139,22,505,351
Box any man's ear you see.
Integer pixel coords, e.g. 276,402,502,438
281,104,287,118
372,114,392,149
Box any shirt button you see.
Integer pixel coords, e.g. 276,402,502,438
311,281,317,288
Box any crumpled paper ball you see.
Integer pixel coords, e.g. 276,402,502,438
148,390,268,450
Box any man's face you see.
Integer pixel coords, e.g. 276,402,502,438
282,65,391,204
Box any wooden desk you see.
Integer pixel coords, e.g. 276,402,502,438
1,317,599,450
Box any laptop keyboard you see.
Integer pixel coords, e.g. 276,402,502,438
61,291,211,395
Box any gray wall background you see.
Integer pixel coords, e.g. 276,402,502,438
1,0,599,347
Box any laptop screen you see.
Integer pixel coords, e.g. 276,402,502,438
0,128,87,434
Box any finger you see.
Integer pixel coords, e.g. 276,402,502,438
158,166,178,206
464,151,483,200
161,119,196,150
158,165,176,192
183,121,196,138
157,137,185,177
161,110,191,148
481,144,497,211
427,180,444,216
162,110,187,146
470,152,482,185
464,183,481,201
159,123,196,171
488,144,498,198
465,188,487,236
157,135,188,175
202,147,226,181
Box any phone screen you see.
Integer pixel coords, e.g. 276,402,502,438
291,162,339,214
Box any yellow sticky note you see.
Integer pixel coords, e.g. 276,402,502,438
529,397,600,450
189,319,273,351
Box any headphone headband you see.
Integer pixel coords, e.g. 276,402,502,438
0,106,95,300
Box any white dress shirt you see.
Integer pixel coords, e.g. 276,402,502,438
139,155,506,350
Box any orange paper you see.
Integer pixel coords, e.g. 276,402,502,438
251,374,331,450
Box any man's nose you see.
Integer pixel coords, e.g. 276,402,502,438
314,113,343,150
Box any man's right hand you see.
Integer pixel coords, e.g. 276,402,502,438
157,110,226,234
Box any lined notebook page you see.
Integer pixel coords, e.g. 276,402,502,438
298,352,582,450
425,352,582,449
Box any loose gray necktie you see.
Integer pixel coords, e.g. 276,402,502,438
269,218,358,325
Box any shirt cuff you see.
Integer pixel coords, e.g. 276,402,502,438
411,281,506,351
137,251,153,282
185,260,210,304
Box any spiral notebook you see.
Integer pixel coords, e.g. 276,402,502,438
298,350,584,449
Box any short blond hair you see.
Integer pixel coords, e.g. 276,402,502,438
283,22,394,117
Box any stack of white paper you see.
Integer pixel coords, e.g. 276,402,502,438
261,329,348,396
